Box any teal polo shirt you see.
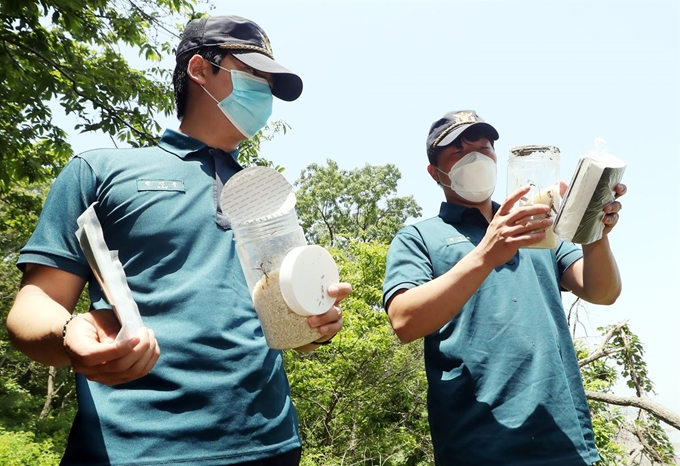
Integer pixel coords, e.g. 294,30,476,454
18,129,301,465
383,202,599,466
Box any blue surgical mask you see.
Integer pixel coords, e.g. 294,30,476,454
202,66,273,138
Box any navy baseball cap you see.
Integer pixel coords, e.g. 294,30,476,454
176,15,303,101
426,110,499,163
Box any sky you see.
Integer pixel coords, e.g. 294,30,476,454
65,0,679,442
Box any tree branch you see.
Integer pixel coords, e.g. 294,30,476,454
125,0,182,39
619,327,643,398
2,34,153,141
626,422,667,464
578,320,628,367
585,390,680,430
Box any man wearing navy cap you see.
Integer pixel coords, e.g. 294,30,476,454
382,110,626,465
7,15,350,466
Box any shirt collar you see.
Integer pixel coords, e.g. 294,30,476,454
438,201,501,225
158,128,239,162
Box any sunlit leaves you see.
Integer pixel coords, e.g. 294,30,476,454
577,323,677,464
285,242,433,465
0,0,203,193
295,160,422,247
288,166,432,464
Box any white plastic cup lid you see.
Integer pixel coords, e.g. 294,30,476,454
279,245,340,317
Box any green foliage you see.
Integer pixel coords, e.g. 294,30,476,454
290,163,432,464
238,120,290,170
295,160,422,246
575,324,677,464
0,183,48,260
598,323,675,465
286,241,432,465
608,324,654,395
0,181,80,460
0,0,205,193
0,428,61,466
576,342,628,465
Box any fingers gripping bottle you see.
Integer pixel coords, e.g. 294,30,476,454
507,145,561,249
220,166,340,349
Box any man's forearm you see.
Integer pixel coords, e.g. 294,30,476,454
6,287,73,367
581,236,622,304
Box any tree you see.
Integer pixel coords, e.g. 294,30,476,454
287,241,433,466
0,1,210,461
0,428,61,465
0,181,80,461
570,302,679,465
0,0,216,193
291,159,679,465
295,160,422,247
289,161,432,464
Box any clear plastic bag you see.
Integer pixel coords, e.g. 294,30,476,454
76,203,144,342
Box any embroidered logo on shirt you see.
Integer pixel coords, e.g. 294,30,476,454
446,235,470,245
137,180,185,192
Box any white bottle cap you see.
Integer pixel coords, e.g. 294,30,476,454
279,245,340,317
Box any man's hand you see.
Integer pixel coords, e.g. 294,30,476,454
293,282,352,351
601,183,626,236
561,183,626,304
63,309,160,386
478,186,554,267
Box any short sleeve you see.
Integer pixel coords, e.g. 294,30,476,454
555,239,583,280
17,156,99,278
382,225,434,310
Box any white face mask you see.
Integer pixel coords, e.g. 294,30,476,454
436,151,497,203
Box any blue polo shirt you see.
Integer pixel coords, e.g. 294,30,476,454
18,129,300,465
383,202,599,466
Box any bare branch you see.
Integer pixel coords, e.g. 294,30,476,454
625,422,667,464
585,390,680,431
578,320,628,367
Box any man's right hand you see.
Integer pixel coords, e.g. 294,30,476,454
63,309,160,386
478,186,554,267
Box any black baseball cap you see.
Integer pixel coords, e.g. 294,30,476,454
176,15,303,102
426,110,499,163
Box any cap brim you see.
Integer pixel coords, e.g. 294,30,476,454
232,51,303,102
437,122,499,147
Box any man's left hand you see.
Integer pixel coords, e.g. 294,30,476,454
602,183,626,236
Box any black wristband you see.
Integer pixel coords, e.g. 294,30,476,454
62,314,76,342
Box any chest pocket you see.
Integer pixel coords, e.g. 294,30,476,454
413,225,475,279
445,235,469,246
436,237,475,277
415,225,518,283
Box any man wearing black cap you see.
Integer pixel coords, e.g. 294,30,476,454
382,110,625,465
6,15,350,466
